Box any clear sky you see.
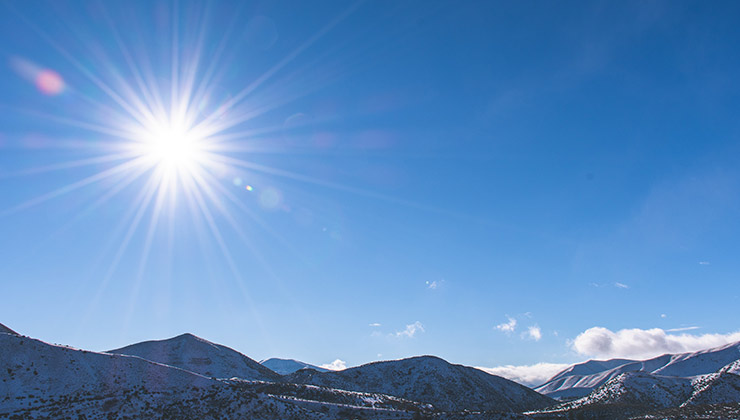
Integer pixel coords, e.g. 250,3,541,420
2,0,740,384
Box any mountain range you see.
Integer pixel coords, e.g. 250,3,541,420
2,322,739,419
0,324,550,419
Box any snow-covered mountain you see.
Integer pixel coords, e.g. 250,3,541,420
533,369,740,418
286,355,554,412
536,341,740,399
108,332,281,382
1,332,214,415
261,357,329,375
0,331,432,419
683,371,740,406
550,372,693,412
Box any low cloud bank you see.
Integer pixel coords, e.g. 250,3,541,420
320,359,347,371
572,326,740,359
477,363,570,387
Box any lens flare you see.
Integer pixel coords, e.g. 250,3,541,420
35,70,65,95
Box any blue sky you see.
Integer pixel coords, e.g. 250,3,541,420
1,0,740,383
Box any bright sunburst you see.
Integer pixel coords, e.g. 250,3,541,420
129,113,211,186
0,1,370,323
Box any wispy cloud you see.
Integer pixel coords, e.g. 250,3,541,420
425,280,438,289
320,359,347,371
572,326,740,359
699,261,710,265
476,363,570,387
495,317,517,333
369,323,381,327
526,325,542,341
396,321,424,338
614,282,629,289
666,326,700,332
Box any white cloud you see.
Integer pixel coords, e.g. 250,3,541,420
699,261,710,265
572,327,740,359
661,314,667,318
369,323,381,327
426,279,445,289
495,317,517,333
614,282,629,289
527,326,542,341
320,359,347,371
476,363,570,387
396,321,424,338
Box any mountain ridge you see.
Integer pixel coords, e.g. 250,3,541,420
536,340,740,399
286,354,555,412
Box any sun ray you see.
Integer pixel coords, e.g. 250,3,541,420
191,2,362,135
98,4,166,124
97,171,162,299
0,152,137,179
180,170,267,336
0,156,151,216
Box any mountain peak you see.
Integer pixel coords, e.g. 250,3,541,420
109,333,280,381
170,332,214,345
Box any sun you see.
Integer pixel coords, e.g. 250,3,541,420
130,115,210,181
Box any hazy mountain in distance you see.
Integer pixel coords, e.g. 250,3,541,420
261,357,329,375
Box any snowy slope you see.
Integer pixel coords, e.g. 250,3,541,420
536,341,740,399
719,358,740,375
286,355,554,412
653,341,740,377
0,333,215,414
683,372,740,406
552,372,693,411
108,332,281,381
535,370,740,418
261,357,329,375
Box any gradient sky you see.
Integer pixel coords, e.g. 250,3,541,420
1,0,740,383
